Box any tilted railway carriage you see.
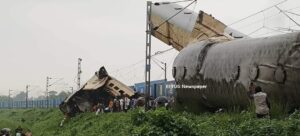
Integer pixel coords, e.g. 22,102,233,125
59,67,134,116
151,3,300,112
173,32,300,112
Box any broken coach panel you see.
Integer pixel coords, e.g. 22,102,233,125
151,3,246,51
59,66,134,116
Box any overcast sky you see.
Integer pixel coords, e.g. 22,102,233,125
0,0,299,97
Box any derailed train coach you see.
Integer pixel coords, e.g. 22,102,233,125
173,32,300,112
150,3,300,112
59,67,134,116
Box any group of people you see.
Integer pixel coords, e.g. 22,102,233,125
60,94,171,127
248,82,271,118
92,95,173,115
92,95,146,115
0,126,32,136
59,84,270,129
93,96,132,115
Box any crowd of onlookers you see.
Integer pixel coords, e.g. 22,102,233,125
93,96,131,114
59,94,174,127
0,126,32,136
92,95,174,115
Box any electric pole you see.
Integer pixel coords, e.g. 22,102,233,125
8,89,13,109
26,85,29,108
164,62,167,96
77,58,82,90
46,76,51,108
164,62,167,82
145,1,152,111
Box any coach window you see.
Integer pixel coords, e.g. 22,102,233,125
234,66,240,81
109,83,114,87
114,86,119,90
182,67,187,79
172,67,176,78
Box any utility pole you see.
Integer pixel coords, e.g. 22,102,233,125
164,62,167,96
26,85,29,108
45,77,63,108
8,89,13,109
77,58,82,90
153,58,167,96
46,76,51,108
145,1,152,111
164,62,167,82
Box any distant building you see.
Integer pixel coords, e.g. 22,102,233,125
133,80,176,98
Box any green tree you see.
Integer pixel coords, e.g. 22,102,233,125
48,91,58,99
57,91,71,99
0,95,9,101
13,91,26,101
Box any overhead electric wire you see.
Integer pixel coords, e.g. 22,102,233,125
228,0,288,26
158,0,194,4
285,11,300,17
275,5,300,27
286,5,300,11
254,30,276,37
152,56,165,65
264,26,287,33
151,58,166,80
110,47,174,74
276,27,299,32
48,78,64,87
247,26,264,36
114,62,144,77
229,0,300,38
112,47,176,85
110,59,144,74
184,0,197,28
153,48,174,57
236,12,282,30
152,57,164,70
129,64,145,82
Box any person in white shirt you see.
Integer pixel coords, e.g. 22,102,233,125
119,98,124,112
124,96,130,112
253,86,270,118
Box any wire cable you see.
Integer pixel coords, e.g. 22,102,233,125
152,58,165,70
286,5,300,11
110,48,174,74
152,56,165,65
48,78,64,87
153,48,174,57
264,26,287,33
285,11,300,17
228,0,287,26
275,5,300,27
247,26,264,36
156,0,194,4
235,12,282,30
185,0,198,29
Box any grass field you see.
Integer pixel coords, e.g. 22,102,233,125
0,108,299,136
